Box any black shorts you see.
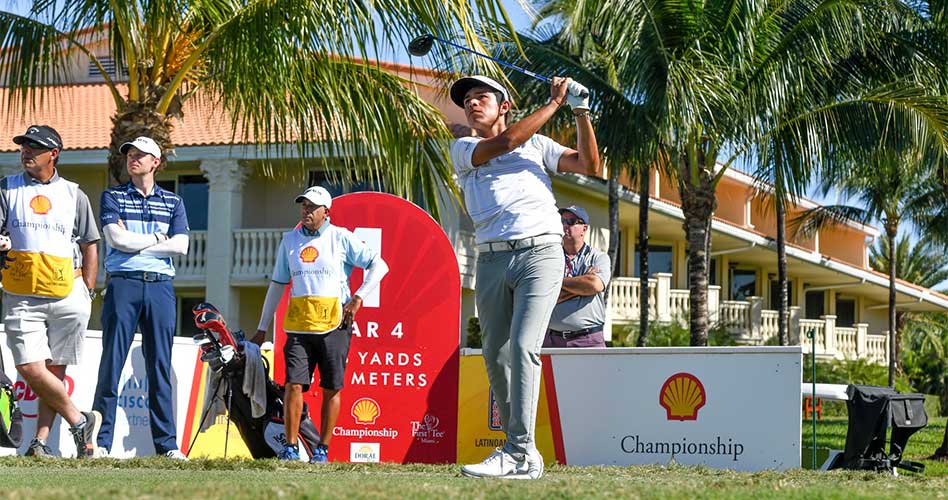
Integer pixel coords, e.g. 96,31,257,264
283,327,352,391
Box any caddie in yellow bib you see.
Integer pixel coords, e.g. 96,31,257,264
1,173,76,298
283,228,345,334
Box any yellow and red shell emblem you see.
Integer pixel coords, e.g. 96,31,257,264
299,246,319,263
659,372,706,421
29,195,52,215
351,397,381,425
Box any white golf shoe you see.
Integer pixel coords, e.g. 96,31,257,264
525,448,544,479
461,448,541,479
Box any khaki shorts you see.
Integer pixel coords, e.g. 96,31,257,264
3,281,92,366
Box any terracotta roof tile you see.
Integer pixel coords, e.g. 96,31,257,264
0,63,465,153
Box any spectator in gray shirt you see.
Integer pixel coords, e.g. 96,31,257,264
544,205,611,348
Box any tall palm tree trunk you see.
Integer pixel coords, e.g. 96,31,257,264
886,222,898,387
679,167,717,346
637,165,650,346
776,194,789,345
606,162,619,304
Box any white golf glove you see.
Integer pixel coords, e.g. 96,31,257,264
566,81,590,111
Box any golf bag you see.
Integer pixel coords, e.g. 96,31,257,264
0,356,23,449
829,384,927,474
192,303,322,459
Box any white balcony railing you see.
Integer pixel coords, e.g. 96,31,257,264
609,278,889,365
232,229,283,278
173,230,207,278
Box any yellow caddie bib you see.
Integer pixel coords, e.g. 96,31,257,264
1,173,77,298
2,250,73,297
281,226,345,334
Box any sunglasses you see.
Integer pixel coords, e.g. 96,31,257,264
22,141,51,151
561,218,585,226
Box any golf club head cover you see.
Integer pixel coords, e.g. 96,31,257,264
566,81,590,111
0,232,13,270
192,302,222,318
194,310,238,348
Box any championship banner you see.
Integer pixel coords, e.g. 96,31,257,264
0,331,199,458
457,346,802,471
273,192,461,463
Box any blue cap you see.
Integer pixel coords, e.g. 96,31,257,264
559,205,589,224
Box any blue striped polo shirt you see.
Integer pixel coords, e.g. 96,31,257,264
100,182,190,275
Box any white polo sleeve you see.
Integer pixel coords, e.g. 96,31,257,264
450,137,481,174
531,134,568,173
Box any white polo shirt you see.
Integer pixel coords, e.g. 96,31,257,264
451,134,567,244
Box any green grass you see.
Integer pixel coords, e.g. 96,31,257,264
0,418,945,499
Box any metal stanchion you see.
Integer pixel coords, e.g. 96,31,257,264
808,327,817,470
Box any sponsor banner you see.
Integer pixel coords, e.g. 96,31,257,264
457,347,801,471
456,354,560,465
0,330,199,458
274,193,460,463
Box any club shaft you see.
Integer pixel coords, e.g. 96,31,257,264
433,36,552,84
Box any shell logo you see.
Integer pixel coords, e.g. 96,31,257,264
659,372,706,421
299,246,319,263
29,195,52,215
351,397,381,425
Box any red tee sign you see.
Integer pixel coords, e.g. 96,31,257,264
273,192,460,463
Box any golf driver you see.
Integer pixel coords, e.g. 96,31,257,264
408,34,588,98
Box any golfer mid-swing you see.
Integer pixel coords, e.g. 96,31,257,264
450,75,600,479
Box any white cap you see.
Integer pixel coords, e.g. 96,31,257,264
450,75,510,108
120,136,162,159
295,186,332,208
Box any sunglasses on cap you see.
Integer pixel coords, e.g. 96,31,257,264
561,218,585,226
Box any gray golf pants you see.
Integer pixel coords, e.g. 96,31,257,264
475,242,561,458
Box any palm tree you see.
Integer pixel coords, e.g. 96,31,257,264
560,0,948,346
868,233,948,369
795,141,945,387
749,138,812,346
0,1,516,216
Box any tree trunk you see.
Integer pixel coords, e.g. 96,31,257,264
109,102,175,184
679,164,717,346
886,223,898,388
934,425,948,460
776,194,789,346
606,162,619,302
637,164,650,347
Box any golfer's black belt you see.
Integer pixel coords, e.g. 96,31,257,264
548,325,603,339
109,271,173,282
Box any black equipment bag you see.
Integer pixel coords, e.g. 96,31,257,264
0,354,23,449
192,302,322,460
205,353,322,460
834,384,926,474
221,357,323,459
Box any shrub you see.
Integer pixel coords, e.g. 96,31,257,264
466,316,482,348
611,322,737,347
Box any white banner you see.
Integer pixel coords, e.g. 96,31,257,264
548,346,801,470
1,330,199,458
